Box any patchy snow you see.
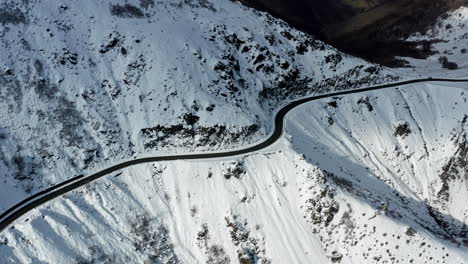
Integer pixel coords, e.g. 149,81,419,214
1,82,467,263
0,0,467,263
399,6,468,78
0,0,397,211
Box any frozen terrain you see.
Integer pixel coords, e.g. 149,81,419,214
1,82,466,264
0,0,397,211
0,0,467,263
400,6,468,78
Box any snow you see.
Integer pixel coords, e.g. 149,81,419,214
398,6,468,78
0,0,397,212
1,82,467,263
0,1,467,263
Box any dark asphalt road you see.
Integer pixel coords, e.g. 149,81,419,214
1,78,467,233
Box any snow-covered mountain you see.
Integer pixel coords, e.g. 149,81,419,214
2,82,466,264
400,6,468,78
0,0,397,210
0,0,466,263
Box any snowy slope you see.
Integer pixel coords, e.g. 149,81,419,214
1,1,467,264
398,6,468,78
0,0,397,212
287,82,468,263
1,82,466,264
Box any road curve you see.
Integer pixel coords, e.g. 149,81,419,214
1,78,467,233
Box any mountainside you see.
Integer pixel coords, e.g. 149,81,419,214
402,6,468,75
0,0,467,263
1,83,467,264
242,0,468,65
0,0,397,212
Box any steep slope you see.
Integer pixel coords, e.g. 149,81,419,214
287,82,468,261
0,0,397,213
400,6,468,77
0,83,466,264
242,0,468,65
1,1,467,263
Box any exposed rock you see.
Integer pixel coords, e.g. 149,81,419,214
223,161,246,180
141,124,260,151
110,4,145,18
330,251,343,263
394,122,412,138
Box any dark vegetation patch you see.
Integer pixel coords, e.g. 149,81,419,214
99,33,121,54
75,245,120,264
33,79,59,99
426,204,467,239
438,56,458,70
58,49,78,66
224,161,246,180
101,80,121,100
140,0,155,9
33,59,44,75
206,245,230,264
405,227,417,237
303,170,340,227
327,101,338,108
259,64,397,107
357,97,373,112
123,55,147,86
394,122,412,138
334,40,440,68
141,124,259,150
437,137,467,204
330,251,343,263
120,47,127,56
0,128,6,140
206,104,216,112
196,224,231,264
173,0,217,12
0,69,24,112
325,53,343,70
131,215,180,263
183,113,200,126
11,155,41,193
0,4,27,25
110,4,144,18
225,216,271,264
212,52,243,95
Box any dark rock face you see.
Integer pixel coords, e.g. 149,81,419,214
241,0,468,66
394,122,412,138
140,124,260,151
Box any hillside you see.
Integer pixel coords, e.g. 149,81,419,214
0,0,467,263
0,0,397,213
243,0,468,66
401,6,468,75
1,82,466,264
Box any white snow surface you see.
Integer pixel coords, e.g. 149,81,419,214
1,82,467,264
399,6,468,78
0,0,397,210
0,1,467,263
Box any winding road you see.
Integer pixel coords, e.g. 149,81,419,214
1,78,467,233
